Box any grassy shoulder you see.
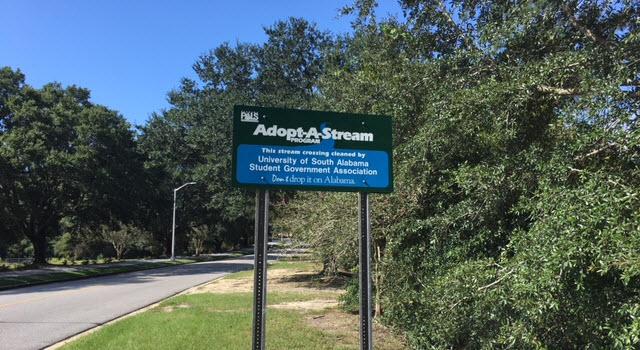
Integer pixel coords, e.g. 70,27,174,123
1,257,122,271
0,259,193,290
60,260,406,350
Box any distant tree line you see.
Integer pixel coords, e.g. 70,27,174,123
1,0,639,347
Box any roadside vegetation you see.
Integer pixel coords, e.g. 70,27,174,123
0,257,117,273
60,260,406,350
1,0,638,348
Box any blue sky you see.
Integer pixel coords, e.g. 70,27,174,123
1,1,402,126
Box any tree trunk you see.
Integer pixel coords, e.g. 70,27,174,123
374,243,382,317
164,232,172,256
373,239,385,317
31,233,48,265
116,248,123,260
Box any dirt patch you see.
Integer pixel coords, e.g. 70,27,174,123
188,268,344,295
191,278,252,293
161,303,191,313
269,299,339,310
306,310,407,350
306,310,356,345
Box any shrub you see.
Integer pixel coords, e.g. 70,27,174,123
52,232,74,259
339,277,360,314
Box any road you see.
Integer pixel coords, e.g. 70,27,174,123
0,256,255,350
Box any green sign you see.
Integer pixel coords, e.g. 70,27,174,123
232,105,393,192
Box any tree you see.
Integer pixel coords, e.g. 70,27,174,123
255,17,331,107
101,224,145,260
187,224,223,256
0,67,144,263
187,226,207,256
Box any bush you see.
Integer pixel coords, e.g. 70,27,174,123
52,232,74,259
339,277,360,314
6,239,34,258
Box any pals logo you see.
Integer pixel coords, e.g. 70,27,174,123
240,111,260,123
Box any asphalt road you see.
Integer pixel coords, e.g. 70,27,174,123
0,256,255,350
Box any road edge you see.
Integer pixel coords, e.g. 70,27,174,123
44,259,254,349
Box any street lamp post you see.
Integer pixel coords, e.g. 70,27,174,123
171,182,196,261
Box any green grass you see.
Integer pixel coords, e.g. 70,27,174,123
62,292,343,350
0,260,193,290
0,261,29,271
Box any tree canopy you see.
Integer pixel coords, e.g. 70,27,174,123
0,67,145,263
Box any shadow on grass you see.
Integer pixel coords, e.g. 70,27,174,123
277,270,350,289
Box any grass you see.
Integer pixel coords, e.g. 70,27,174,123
63,293,336,350
0,261,30,271
60,259,406,350
0,260,194,290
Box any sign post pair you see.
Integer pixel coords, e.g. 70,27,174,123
232,105,393,350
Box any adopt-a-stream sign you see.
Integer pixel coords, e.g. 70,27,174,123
232,105,393,192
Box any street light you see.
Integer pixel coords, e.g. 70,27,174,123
171,182,197,261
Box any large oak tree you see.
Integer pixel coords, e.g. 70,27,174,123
0,67,144,263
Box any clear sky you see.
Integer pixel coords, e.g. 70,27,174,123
0,1,402,126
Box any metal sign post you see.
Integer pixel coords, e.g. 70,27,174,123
252,189,269,350
359,192,373,350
